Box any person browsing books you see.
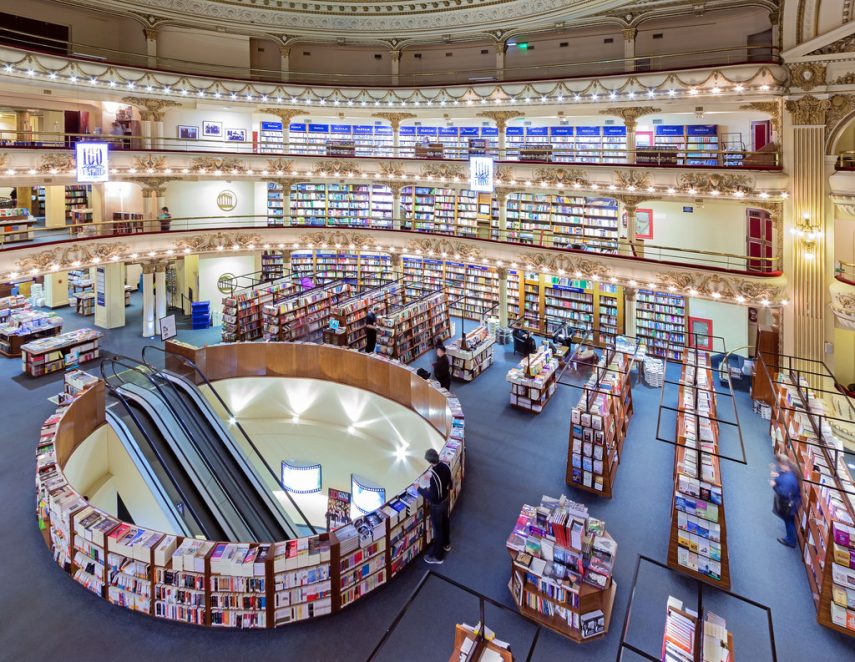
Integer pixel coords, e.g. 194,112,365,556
159,206,172,232
419,448,452,564
770,453,802,548
364,306,378,353
433,340,451,390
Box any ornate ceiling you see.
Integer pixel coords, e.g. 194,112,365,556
55,0,707,43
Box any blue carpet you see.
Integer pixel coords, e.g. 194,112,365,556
0,307,851,661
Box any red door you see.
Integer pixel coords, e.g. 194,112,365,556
747,208,773,273
688,317,713,350
751,120,771,152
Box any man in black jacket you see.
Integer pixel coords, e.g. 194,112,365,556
418,448,452,564
433,341,451,390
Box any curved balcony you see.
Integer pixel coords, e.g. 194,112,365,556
831,263,855,330
837,260,855,286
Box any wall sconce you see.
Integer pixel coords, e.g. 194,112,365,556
791,212,822,260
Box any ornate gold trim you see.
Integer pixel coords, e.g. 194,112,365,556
15,241,130,271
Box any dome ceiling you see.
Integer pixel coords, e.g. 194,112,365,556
58,0,647,41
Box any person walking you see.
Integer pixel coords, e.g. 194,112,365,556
433,341,451,391
159,206,172,232
770,453,802,548
364,306,378,353
419,448,452,564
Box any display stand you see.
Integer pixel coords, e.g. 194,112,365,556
0,310,63,357
323,282,404,349
505,494,617,643
21,328,101,376
0,208,35,244
375,290,450,363
75,292,95,316
449,624,513,662
262,281,352,342
506,345,559,414
447,325,495,382
661,595,734,662
566,348,634,497
667,349,731,589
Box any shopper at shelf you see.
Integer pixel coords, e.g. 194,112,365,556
419,448,452,565
770,454,802,548
364,306,378,353
433,341,451,390
159,206,172,232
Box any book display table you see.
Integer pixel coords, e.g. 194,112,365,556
0,311,63,357
449,623,513,662
0,208,35,244
447,325,495,382
506,494,617,643
506,346,559,414
21,328,101,377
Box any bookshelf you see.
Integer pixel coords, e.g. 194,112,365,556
31,185,45,216
75,292,95,316
376,290,451,363
507,270,520,322
267,181,287,226
262,281,352,342
402,187,496,236
636,290,686,360
65,185,90,222
290,250,394,288
667,349,730,589
770,373,855,637
283,183,395,229
36,345,466,629
259,121,284,154
20,328,102,377
221,280,300,342
0,310,63,356
662,595,734,662
0,293,28,323
112,211,144,235
506,494,617,643
567,349,634,497
260,250,286,282
506,345,559,414
450,623,513,662
0,208,35,244
402,257,499,321
324,282,404,349
446,325,495,382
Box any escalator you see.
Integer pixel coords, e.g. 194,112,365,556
102,355,301,543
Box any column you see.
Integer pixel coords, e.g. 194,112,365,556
259,109,303,152
177,254,199,314
142,188,158,223
140,118,153,150
89,184,105,232
155,263,167,323
785,96,831,366
44,185,66,229
476,112,523,159
44,272,69,308
391,183,404,230
280,46,290,83
391,253,404,281
623,287,637,337
390,50,401,85
142,263,156,337
144,28,158,68
497,190,510,240
495,42,506,82
94,262,126,329
371,113,416,158
152,120,165,150
497,267,509,328
623,27,637,73
599,107,659,164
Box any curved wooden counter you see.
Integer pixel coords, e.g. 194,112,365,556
36,342,465,629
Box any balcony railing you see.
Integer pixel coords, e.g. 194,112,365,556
0,131,782,169
836,260,855,285
0,213,783,277
0,28,779,86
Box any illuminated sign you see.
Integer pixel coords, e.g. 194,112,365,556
75,142,109,183
469,156,494,193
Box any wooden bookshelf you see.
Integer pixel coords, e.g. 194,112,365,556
666,350,731,590
21,328,102,377
376,290,451,363
260,250,286,282
506,345,559,414
567,349,634,497
262,281,352,342
324,282,404,349
111,212,144,235
449,624,513,662
221,279,300,342
290,249,394,289
446,325,495,382
403,257,500,321
506,495,618,643
0,310,63,357
636,289,686,361
0,208,35,244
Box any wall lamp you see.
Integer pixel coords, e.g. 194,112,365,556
791,212,822,260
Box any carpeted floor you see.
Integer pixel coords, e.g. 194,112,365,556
0,298,852,661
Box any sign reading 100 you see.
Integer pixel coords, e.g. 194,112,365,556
75,142,110,183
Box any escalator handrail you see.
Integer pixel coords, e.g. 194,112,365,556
141,344,317,536
99,359,217,539
100,354,261,540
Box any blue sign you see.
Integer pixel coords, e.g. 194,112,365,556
331,124,352,134
353,125,373,135
603,126,627,136
261,121,282,131
481,127,498,137
575,126,601,136
526,127,549,136
460,127,479,137
308,123,329,133
417,126,438,136
399,126,416,136
687,124,717,136
550,126,574,136
506,127,524,136
655,125,684,136
289,123,306,132
438,127,458,136
375,126,393,136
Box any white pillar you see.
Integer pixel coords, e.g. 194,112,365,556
144,28,158,68
44,272,69,308
623,28,636,73
497,267,509,327
94,262,126,329
140,119,153,150
624,288,637,338
392,185,403,230
142,265,156,337
155,265,167,322
152,120,164,150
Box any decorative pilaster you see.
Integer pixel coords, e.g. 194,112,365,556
122,96,180,150
622,27,637,72
139,177,172,222
740,100,783,143
270,177,300,225
599,107,660,163
144,28,158,68
496,266,509,327
279,46,291,83
496,188,519,239
623,285,637,336
784,94,831,365
495,41,507,81
614,194,649,257
476,111,524,154
390,50,401,83
141,261,157,337
371,112,417,155
388,181,407,230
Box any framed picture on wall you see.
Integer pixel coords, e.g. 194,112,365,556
226,128,247,142
635,208,654,239
688,317,713,351
177,125,198,140
202,121,223,137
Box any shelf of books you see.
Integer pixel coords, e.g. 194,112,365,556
274,183,395,228
0,208,35,244
0,310,63,356
636,290,687,361
260,250,287,282
446,325,495,382
267,182,287,226
324,282,404,349
335,515,389,609
31,185,45,216
74,292,95,316
402,187,496,236
376,290,450,363
72,506,119,597
450,623,513,662
662,595,734,662
290,250,394,288
262,281,352,341
567,349,634,497
112,211,144,235
402,257,499,320
21,328,102,377
386,487,428,578
221,280,300,342
272,534,332,625
506,494,617,643
667,349,730,589
259,121,284,154
209,543,270,628
106,524,163,614
507,270,520,323
770,373,855,637
506,345,560,414
65,185,90,222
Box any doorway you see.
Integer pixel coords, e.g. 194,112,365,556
746,208,774,273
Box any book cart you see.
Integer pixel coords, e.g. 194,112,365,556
323,281,404,349
35,345,466,630
506,345,560,414
446,324,495,382
666,349,731,590
505,494,618,643
566,346,636,497
616,555,778,662
760,351,855,638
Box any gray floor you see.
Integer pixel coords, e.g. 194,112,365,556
0,297,853,661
